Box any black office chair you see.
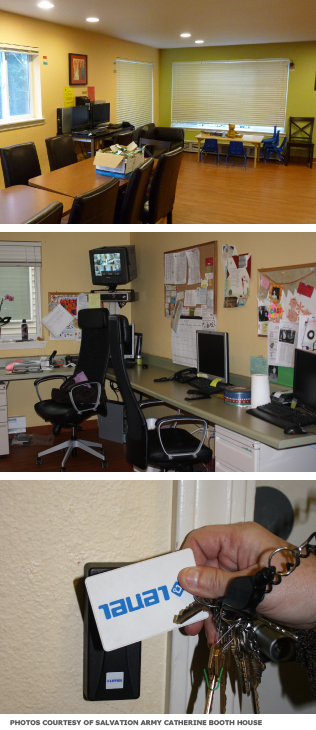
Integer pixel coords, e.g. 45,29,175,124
67,178,119,224
24,201,63,224
34,308,109,471
108,314,213,471
0,142,41,187
142,147,183,224
115,158,154,223
45,134,78,171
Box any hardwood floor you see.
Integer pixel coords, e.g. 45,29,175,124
172,152,316,224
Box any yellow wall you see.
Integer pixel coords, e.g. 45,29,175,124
0,10,160,186
159,41,316,141
130,231,316,374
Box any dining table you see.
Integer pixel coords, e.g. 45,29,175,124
0,185,73,223
28,156,128,198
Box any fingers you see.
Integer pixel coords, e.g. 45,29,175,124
178,563,259,599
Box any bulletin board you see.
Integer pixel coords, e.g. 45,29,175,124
164,240,217,318
47,291,89,340
257,262,316,336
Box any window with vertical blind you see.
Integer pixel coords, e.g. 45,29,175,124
171,59,289,133
116,59,153,128
0,242,42,340
0,43,43,129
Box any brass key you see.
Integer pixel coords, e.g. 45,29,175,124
174,596,215,625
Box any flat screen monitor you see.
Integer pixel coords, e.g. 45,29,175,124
124,323,135,360
91,102,110,127
89,246,137,289
70,104,90,130
293,348,316,412
196,330,229,383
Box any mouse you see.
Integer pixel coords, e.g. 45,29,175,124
142,363,148,369
284,425,307,435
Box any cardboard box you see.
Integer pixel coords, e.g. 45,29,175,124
94,149,144,178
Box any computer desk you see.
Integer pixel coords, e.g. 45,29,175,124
2,357,316,472
107,356,316,472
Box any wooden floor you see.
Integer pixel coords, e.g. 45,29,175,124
172,151,316,224
0,423,134,473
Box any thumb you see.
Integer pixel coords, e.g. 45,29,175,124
178,564,259,599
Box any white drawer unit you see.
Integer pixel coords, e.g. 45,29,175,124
0,382,9,456
215,424,316,472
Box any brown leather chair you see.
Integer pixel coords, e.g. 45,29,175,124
24,202,63,224
115,158,154,223
67,178,119,224
139,138,171,159
142,147,183,224
0,142,41,187
45,135,77,171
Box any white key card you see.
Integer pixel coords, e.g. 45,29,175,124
85,548,209,650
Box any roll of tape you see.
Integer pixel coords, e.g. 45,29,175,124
224,386,252,407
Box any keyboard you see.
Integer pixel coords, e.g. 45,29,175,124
187,377,226,395
247,401,315,429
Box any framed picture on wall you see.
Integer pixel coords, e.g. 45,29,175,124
69,53,88,85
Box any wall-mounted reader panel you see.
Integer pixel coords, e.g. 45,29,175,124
83,563,141,701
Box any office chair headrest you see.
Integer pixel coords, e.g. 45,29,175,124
78,308,108,329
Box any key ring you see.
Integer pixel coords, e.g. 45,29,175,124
267,531,316,584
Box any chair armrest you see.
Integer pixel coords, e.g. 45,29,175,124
68,381,101,415
138,399,165,409
34,374,68,401
155,415,208,460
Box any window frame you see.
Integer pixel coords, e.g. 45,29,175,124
0,242,44,350
0,43,44,131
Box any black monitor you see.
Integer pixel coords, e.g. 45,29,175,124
293,348,316,412
89,246,137,290
91,102,110,127
71,104,90,130
196,330,229,383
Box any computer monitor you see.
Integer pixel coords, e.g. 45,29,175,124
91,102,110,127
196,330,229,383
89,246,137,290
293,348,316,412
70,104,90,130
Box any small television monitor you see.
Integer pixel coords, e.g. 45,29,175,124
89,246,137,289
196,330,229,383
293,348,316,412
70,104,90,130
91,102,110,127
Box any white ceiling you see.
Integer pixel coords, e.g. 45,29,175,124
0,0,316,49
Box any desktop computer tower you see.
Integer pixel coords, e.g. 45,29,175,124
56,107,72,135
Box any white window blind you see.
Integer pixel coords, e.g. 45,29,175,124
171,59,289,132
0,242,41,338
116,59,153,128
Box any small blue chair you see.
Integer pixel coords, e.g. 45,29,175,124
262,128,280,157
200,138,220,164
225,141,247,167
264,136,288,164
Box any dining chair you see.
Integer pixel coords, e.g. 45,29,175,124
285,117,314,168
24,201,64,224
139,138,171,159
142,146,183,224
225,141,247,167
0,142,41,187
113,131,134,146
67,178,119,224
45,134,78,171
115,158,154,223
264,136,288,164
200,138,220,163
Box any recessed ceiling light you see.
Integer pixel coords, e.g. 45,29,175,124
195,40,204,44
37,1,54,8
86,17,100,22
180,33,191,38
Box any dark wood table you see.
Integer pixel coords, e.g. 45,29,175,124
28,157,127,198
0,185,73,223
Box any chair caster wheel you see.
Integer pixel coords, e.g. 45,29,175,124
60,467,67,472
36,457,42,465
101,460,108,468
99,447,104,455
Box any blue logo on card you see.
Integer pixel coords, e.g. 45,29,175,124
171,581,184,597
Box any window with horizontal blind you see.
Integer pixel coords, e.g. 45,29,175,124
0,242,42,340
116,59,153,128
0,43,43,128
171,59,289,133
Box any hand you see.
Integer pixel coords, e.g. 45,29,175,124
177,522,316,645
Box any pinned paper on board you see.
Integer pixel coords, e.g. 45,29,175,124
257,262,316,336
223,250,251,308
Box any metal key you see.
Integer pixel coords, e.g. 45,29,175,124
204,643,225,713
174,596,215,625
